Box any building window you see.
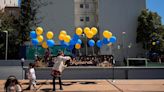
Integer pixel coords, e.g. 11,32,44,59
80,4,83,8
85,4,89,8
86,16,90,22
80,17,84,22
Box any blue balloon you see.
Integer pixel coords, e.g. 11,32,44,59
77,39,82,44
156,40,160,44
32,39,39,45
103,38,110,44
47,40,55,47
96,40,103,48
30,31,37,39
69,39,76,45
73,34,79,40
67,45,74,50
88,40,95,47
60,40,69,47
109,36,117,43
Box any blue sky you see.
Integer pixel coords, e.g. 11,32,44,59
147,0,164,24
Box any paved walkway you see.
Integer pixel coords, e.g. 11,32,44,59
1,80,164,92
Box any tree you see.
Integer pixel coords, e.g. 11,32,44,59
0,9,21,59
19,0,51,44
137,9,164,60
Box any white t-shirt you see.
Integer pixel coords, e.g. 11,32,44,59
29,68,36,80
53,56,71,72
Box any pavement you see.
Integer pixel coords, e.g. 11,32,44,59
1,79,164,92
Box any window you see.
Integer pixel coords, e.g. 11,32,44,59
86,16,90,22
85,4,89,8
80,4,83,8
80,17,84,22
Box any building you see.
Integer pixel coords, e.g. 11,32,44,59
0,0,19,17
30,0,146,63
0,0,18,9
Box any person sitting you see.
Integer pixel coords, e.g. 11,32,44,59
4,75,22,92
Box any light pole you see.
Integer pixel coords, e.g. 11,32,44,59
3,31,8,60
122,32,126,61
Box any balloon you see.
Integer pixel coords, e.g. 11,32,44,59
46,31,54,39
103,30,112,38
37,35,43,42
73,34,79,40
67,45,74,50
86,31,93,38
75,44,81,49
76,27,83,35
77,39,82,44
91,27,98,35
152,42,156,45
58,34,65,40
47,40,55,47
156,40,160,44
60,40,69,47
103,38,110,44
88,40,95,47
31,39,39,45
64,35,71,43
109,36,117,43
96,40,103,48
84,27,90,34
60,30,67,36
42,41,48,49
36,27,43,35
69,39,76,45
30,31,37,39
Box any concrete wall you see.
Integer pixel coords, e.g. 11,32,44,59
24,67,164,79
98,0,146,63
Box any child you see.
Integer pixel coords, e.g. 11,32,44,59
4,75,22,92
26,63,37,90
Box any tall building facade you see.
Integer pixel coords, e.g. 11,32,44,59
36,0,146,62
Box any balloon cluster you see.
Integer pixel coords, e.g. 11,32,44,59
30,27,55,48
30,27,117,50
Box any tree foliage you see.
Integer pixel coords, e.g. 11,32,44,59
137,9,164,55
0,9,20,59
0,0,51,59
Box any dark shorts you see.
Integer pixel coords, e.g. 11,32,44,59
51,70,61,77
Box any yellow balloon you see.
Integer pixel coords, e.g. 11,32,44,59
75,44,81,49
58,34,65,40
76,27,83,35
64,35,71,43
86,31,93,38
84,27,90,34
37,35,44,42
36,27,43,35
46,31,54,39
91,27,98,35
60,30,67,36
152,42,156,45
42,41,48,49
103,30,112,38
